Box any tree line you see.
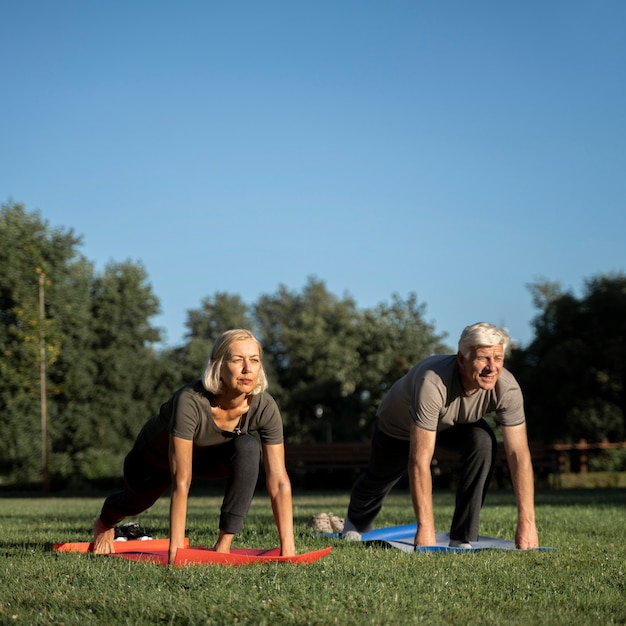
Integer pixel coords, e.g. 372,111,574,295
1,201,625,485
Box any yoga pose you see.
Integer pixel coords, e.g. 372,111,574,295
342,322,539,549
93,329,295,564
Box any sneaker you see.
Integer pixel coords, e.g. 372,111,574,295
328,514,345,533
449,539,472,549
114,522,152,541
309,513,333,533
340,517,362,541
342,530,363,541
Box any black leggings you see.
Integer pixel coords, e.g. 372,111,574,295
347,419,496,542
99,434,261,535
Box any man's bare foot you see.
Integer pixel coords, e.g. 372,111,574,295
93,516,115,554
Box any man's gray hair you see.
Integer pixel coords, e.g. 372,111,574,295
458,322,509,359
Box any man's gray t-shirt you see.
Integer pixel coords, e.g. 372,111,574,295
377,354,525,441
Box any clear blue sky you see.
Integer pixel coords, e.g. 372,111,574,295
2,1,624,349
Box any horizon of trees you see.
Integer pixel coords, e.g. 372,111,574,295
2,200,625,485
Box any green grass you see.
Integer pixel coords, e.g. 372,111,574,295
0,488,625,625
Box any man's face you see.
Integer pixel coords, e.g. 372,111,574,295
457,344,505,394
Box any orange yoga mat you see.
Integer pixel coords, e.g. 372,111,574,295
52,539,332,566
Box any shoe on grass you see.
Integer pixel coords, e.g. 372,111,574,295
340,517,362,541
114,522,152,541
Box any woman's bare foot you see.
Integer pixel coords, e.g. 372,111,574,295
213,530,234,553
93,516,115,554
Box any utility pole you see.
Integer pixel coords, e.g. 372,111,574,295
37,269,50,492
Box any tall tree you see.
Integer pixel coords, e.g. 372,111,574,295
0,201,82,481
0,201,170,483
167,292,254,387
254,278,449,442
509,274,626,443
255,278,362,441
73,261,164,477
355,293,451,430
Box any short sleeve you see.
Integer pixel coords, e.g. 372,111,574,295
253,394,284,445
169,388,202,440
411,376,446,431
496,375,526,427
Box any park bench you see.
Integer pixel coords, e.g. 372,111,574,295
284,440,557,476
284,439,626,478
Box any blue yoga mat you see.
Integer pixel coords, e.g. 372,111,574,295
337,524,553,553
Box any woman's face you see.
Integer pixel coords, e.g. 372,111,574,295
219,338,262,395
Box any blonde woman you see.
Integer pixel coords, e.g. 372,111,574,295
93,329,295,564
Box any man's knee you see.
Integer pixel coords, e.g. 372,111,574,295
474,424,497,449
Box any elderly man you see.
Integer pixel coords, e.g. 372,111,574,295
342,322,539,549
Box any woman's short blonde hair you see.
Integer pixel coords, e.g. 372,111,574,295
458,322,509,359
201,329,268,395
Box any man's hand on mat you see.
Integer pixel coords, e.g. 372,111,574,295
414,525,436,547
92,516,115,554
515,521,539,550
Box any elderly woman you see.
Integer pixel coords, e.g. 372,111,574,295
93,329,295,564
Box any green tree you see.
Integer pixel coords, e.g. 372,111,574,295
254,278,362,441
44,256,98,481
509,274,626,443
0,201,171,484
254,278,449,442
0,201,81,482
71,261,165,478
166,292,255,388
356,293,451,429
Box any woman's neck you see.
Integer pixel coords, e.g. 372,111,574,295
213,391,249,411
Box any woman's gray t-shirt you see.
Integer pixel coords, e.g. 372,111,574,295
132,380,284,466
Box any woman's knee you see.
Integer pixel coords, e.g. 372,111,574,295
231,434,261,465
232,433,260,453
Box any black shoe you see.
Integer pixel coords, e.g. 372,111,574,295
114,522,152,541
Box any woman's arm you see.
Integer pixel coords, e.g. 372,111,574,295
262,442,296,556
168,435,193,565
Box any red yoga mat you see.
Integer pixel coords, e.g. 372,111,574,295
52,539,332,566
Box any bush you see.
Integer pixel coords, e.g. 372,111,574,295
588,448,626,472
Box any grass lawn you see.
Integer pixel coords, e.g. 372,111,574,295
0,487,624,625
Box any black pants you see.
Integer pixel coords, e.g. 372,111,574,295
99,434,260,535
347,419,497,542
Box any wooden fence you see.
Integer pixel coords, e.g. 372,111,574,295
284,439,626,475
551,439,626,474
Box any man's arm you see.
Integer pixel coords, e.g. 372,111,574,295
409,423,437,546
501,422,539,549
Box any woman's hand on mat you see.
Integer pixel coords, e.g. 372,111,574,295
280,540,296,557
168,538,186,565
